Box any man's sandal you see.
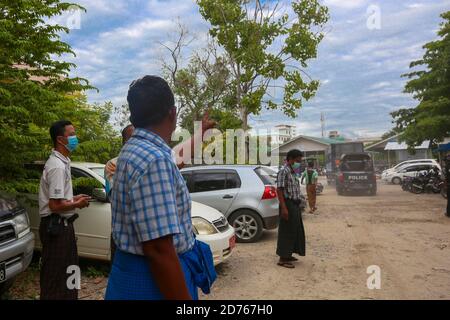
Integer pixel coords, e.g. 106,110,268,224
277,261,295,268
286,256,298,261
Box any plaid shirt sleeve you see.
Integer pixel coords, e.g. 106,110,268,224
129,156,182,243
277,168,287,189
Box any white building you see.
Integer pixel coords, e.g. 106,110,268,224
272,125,297,145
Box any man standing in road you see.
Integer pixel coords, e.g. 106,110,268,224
38,120,91,300
105,75,216,300
301,161,319,214
276,149,306,269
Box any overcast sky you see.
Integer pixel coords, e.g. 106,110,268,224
58,0,450,138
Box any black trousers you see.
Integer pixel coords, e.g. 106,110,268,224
39,216,79,300
277,199,306,258
447,184,450,217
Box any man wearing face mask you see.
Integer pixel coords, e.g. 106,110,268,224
38,120,91,300
276,149,306,269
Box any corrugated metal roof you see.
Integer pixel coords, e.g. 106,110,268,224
385,141,430,151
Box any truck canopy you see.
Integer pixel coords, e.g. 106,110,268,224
340,153,373,172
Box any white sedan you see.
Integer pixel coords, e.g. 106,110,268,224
25,162,235,266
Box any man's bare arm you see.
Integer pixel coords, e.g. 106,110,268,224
49,198,89,213
173,112,216,169
277,188,289,221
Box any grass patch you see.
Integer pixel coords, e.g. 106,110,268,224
79,260,110,278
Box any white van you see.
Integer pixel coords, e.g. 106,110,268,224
382,159,439,175
382,162,441,184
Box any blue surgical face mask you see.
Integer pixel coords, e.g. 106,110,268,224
65,135,79,152
292,162,301,170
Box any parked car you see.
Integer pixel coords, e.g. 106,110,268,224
382,159,440,175
336,153,377,196
180,165,279,243
0,196,35,296
382,163,442,185
23,162,235,266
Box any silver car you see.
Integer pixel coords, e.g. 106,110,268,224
0,196,35,296
181,165,279,243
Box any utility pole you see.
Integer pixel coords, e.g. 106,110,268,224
320,112,325,138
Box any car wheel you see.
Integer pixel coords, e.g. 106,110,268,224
229,210,263,243
392,177,402,185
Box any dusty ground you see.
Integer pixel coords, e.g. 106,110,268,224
4,180,450,300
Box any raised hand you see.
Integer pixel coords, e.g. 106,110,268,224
201,110,217,133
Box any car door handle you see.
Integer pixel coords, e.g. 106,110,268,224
223,195,234,199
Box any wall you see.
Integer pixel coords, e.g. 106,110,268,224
396,149,429,162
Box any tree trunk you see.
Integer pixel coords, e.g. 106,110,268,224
239,107,249,164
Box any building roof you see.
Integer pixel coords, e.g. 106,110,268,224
275,124,296,128
385,141,430,151
365,133,402,151
272,135,347,153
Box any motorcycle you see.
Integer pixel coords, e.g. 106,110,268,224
410,171,430,194
401,176,413,191
425,176,443,194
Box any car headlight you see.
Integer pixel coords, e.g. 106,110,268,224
13,213,30,238
192,217,218,235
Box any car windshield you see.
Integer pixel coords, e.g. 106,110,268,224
394,163,408,170
89,167,105,179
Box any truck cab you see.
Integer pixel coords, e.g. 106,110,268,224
336,153,377,196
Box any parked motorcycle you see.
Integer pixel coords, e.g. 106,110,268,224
425,176,443,194
401,176,413,191
409,169,443,195
410,175,428,194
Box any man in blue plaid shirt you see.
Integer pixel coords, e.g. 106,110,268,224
105,76,216,300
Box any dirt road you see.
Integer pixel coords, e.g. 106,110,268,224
201,180,450,300
5,180,450,300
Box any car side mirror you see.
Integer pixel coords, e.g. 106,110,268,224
92,188,108,203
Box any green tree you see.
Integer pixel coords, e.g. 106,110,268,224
392,11,450,147
197,0,329,132
160,23,242,133
0,0,116,193
69,97,122,164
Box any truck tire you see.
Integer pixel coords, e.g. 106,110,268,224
229,210,264,243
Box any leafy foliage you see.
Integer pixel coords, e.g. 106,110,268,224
197,0,329,130
0,0,119,193
392,11,450,147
